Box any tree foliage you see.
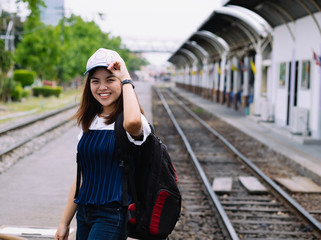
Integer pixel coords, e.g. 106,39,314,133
0,39,14,100
60,15,122,82
0,40,13,74
15,24,60,80
14,14,148,83
17,0,45,31
60,15,148,82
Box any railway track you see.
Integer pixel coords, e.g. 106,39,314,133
0,104,78,172
153,87,321,239
170,87,321,224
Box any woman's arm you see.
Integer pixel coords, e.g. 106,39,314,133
122,83,142,137
107,61,143,138
54,177,78,240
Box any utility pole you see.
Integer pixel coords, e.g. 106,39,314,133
0,20,14,51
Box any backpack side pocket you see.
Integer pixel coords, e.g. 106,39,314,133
150,189,181,236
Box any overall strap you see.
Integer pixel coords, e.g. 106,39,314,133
74,153,81,199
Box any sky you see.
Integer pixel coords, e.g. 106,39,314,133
1,0,223,66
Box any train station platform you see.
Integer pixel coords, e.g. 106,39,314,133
1,80,320,238
0,124,78,239
170,86,321,185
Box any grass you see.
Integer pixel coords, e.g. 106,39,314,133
193,107,204,114
0,88,82,124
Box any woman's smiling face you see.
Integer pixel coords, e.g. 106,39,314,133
90,67,122,115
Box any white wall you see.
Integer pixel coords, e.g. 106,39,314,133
272,24,294,125
272,12,321,137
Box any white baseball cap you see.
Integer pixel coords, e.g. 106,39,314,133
84,48,123,75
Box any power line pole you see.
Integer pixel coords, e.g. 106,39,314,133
0,19,14,51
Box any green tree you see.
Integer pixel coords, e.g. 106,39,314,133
60,15,148,82
0,39,13,100
60,15,124,82
15,12,148,85
17,0,45,31
15,24,60,80
14,0,60,81
0,40,13,74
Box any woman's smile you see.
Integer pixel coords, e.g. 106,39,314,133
98,92,111,99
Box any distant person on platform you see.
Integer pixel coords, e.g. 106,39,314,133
54,48,151,240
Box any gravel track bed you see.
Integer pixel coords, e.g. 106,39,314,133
171,88,321,223
0,108,78,174
162,88,321,239
152,89,226,240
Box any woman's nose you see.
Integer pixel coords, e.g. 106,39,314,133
99,84,108,90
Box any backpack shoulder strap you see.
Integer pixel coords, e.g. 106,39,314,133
114,112,138,207
114,112,131,150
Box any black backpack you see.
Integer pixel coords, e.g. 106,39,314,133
115,112,181,240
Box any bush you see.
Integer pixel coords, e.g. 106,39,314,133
22,89,31,98
13,69,35,87
1,77,15,101
10,83,24,101
32,86,62,97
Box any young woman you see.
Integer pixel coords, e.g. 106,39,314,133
54,48,151,240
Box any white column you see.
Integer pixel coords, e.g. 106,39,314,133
317,44,321,138
214,62,219,90
226,60,231,93
243,56,250,96
203,63,207,92
253,52,263,115
233,57,240,94
219,54,227,92
191,64,197,87
185,67,190,86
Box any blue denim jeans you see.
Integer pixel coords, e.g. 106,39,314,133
76,204,127,240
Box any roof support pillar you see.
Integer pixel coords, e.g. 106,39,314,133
201,61,210,94
184,66,190,88
318,44,321,138
253,51,263,116
289,47,296,127
226,60,232,106
232,57,241,94
233,57,242,110
207,63,215,94
242,56,250,97
219,53,227,104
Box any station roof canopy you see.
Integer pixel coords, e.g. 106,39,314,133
169,5,268,65
198,5,272,52
226,0,321,28
169,0,321,66
169,4,272,65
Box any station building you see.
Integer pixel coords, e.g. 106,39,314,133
168,0,321,140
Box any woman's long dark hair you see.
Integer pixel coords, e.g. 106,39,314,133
73,67,144,132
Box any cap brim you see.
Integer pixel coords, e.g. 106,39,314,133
83,63,109,75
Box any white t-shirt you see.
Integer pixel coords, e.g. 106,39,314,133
78,114,151,145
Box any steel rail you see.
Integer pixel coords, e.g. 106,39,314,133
156,88,240,240
0,103,78,135
0,119,70,159
166,88,321,236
